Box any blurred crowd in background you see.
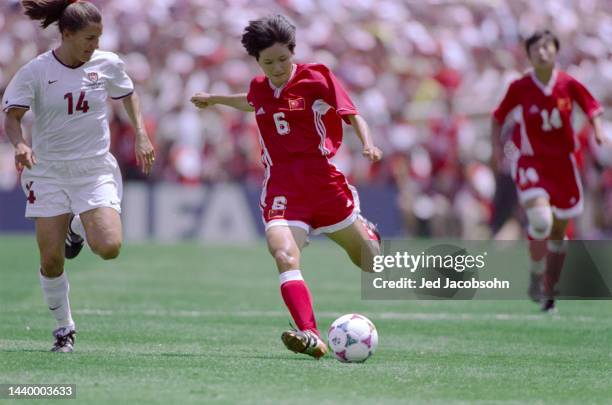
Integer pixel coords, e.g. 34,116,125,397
1,0,611,238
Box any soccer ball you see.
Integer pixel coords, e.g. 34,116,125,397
327,313,378,363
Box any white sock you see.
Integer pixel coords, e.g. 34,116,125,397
39,271,75,330
279,269,304,285
530,258,545,274
547,239,568,253
70,214,85,237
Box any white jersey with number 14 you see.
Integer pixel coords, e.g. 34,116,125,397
2,49,133,161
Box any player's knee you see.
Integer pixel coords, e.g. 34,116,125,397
359,241,381,272
548,229,565,241
92,239,122,260
343,240,379,271
526,205,553,239
272,248,298,271
368,238,381,257
40,254,64,277
549,220,569,241
360,223,381,255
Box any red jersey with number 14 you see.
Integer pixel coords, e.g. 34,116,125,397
493,69,602,157
247,63,357,164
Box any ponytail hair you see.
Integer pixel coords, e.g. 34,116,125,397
22,0,101,32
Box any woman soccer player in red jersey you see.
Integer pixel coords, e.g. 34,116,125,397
491,30,608,312
3,0,155,351
191,15,382,359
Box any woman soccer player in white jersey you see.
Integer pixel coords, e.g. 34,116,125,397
2,0,155,352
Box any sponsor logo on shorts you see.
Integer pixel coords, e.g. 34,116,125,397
268,197,286,219
25,181,36,204
268,209,285,220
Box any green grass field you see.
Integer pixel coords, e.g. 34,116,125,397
1,236,611,404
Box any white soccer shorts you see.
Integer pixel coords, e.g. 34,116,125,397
20,153,123,218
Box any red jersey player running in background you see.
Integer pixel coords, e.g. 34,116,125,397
491,30,607,312
191,15,382,359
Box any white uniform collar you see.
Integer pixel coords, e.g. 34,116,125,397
529,67,558,96
269,64,297,99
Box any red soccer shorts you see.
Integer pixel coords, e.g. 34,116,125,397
512,154,583,218
260,158,359,234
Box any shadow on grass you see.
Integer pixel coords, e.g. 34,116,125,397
0,348,51,353
0,348,316,361
157,352,318,361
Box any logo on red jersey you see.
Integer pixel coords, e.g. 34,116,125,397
288,97,305,111
557,97,571,111
87,72,99,83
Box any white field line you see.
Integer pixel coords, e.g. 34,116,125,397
72,308,598,323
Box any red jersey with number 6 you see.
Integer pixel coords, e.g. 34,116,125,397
247,63,361,232
247,63,357,164
493,69,602,158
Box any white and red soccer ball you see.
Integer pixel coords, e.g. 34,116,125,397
327,314,378,363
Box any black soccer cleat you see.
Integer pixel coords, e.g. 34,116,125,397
281,328,328,359
528,272,542,302
65,215,84,259
51,327,76,353
540,299,556,313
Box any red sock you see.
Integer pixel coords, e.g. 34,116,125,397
542,241,567,298
279,270,318,335
528,236,548,262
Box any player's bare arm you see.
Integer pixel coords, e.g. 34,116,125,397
347,114,382,162
489,118,503,173
121,91,155,175
590,115,609,146
4,107,36,171
190,92,255,112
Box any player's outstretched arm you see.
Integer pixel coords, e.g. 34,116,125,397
591,115,609,146
190,92,255,112
347,114,382,162
490,117,503,173
121,91,155,175
4,107,36,171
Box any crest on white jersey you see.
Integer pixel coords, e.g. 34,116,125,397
88,72,99,83
256,106,265,115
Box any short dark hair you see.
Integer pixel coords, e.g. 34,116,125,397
22,0,101,32
241,15,296,60
525,30,560,55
